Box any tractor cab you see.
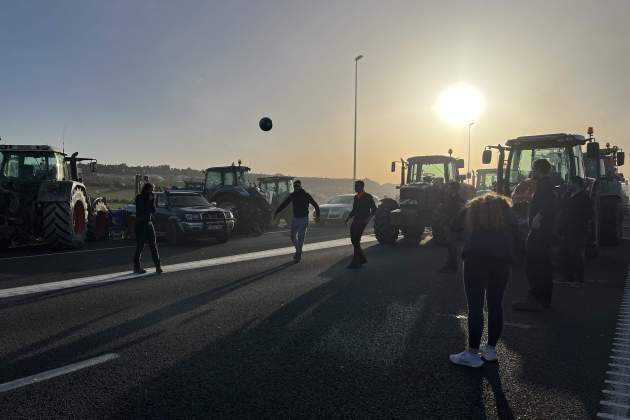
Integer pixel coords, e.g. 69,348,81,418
0,145,67,183
475,168,498,195
401,155,465,186
257,176,294,206
203,163,250,192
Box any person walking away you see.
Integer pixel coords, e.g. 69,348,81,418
449,193,517,368
345,180,377,269
438,182,466,274
133,183,162,274
560,176,593,285
274,180,320,263
514,159,557,311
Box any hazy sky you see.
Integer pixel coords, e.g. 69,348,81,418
1,0,629,183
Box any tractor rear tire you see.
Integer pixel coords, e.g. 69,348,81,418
43,188,88,249
600,197,622,246
374,199,399,244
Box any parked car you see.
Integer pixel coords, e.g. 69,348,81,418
125,190,235,244
318,194,379,225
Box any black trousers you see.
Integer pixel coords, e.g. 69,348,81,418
350,219,368,263
562,234,586,283
134,222,160,267
525,232,553,307
463,258,510,349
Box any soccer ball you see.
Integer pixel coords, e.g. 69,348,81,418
259,117,273,131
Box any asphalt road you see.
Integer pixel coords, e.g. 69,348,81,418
0,224,628,419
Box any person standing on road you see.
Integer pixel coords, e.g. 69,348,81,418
345,180,377,269
560,176,593,285
449,193,517,368
274,180,320,263
133,183,162,274
514,159,557,311
438,182,466,274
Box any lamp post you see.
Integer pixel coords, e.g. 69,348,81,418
468,122,474,184
353,54,363,183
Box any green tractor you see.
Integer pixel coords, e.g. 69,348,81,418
0,144,109,249
374,154,473,244
258,176,294,227
201,162,272,234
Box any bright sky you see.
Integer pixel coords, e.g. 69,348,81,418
1,0,629,183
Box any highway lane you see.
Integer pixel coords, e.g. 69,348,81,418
0,235,627,419
0,225,357,290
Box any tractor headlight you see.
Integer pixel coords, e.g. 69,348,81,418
185,213,201,221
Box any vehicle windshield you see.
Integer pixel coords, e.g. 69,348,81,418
408,162,447,183
326,195,354,205
0,151,62,181
168,194,210,207
477,171,498,190
507,147,572,190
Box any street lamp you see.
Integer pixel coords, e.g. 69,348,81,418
353,54,363,183
468,122,474,183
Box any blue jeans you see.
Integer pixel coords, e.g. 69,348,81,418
290,217,309,253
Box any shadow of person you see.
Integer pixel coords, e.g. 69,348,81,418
483,363,515,420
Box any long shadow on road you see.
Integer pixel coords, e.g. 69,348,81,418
102,241,513,419
0,261,295,384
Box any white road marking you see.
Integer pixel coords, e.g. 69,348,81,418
0,235,377,299
0,353,118,394
0,245,135,261
600,269,630,420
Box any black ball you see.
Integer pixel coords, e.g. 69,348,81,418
259,117,273,131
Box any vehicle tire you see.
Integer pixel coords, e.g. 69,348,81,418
431,224,448,246
87,199,109,241
600,197,621,246
215,231,229,244
0,237,11,250
167,221,180,245
43,187,88,249
374,199,399,244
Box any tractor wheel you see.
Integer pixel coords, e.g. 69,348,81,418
374,199,399,244
87,199,109,241
43,188,88,249
599,197,621,246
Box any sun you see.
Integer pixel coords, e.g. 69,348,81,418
437,83,482,124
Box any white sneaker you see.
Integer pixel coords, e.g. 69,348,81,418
480,345,498,362
449,350,484,368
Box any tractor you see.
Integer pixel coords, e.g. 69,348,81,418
480,132,616,252
258,175,294,226
374,154,474,244
0,144,109,249
475,168,498,196
201,163,272,234
582,128,626,246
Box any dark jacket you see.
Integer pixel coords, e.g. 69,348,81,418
528,176,557,234
349,193,377,222
275,189,320,218
461,205,518,264
135,193,157,223
561,190,593,238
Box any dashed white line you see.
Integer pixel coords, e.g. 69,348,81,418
599,269,630,419
0,353,118,393
0,235,377,300
0,245,136,261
